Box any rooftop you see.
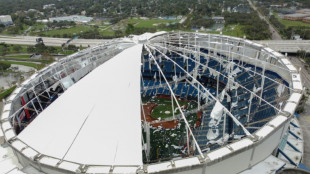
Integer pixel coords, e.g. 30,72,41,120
18,44,143,166
284,13,310,17
49,15,93,23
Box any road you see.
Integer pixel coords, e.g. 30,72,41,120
0,35,108,47
255,40,310,53
247,0,282,40
1,35,310,53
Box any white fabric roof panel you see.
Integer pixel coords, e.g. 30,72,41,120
18,44,143,166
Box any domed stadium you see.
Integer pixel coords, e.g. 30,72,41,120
0,32,304,174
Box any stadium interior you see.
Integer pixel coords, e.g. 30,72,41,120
0,32,303,174
140,33,290,163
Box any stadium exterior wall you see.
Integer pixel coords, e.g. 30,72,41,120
1,32,303,174
10,115,291,174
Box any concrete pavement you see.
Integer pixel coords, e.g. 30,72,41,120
1,35,310,53
0,35,109,47
254,40,310,53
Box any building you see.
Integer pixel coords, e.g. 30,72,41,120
211,16,225,23
270,5,282,8
36,19,49,23
227,6,231,12
283,13,310,21
0,15,13,26
292,34,302,40
0,32,304,174
81,10,86,16
43,4,55,9
302,17,310,23
49,15,93,23
296,8,310,14
233,6,251,13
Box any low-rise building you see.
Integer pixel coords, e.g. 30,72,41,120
296,9,310,14
233,6,250,13
36,19,49,23
302,17,310,23
211,16,225,24
292,34,302,40
0,15,13,26
49,15,93,23
43,4,55,9
283,13,310,21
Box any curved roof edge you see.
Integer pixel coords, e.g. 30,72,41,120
0,32,304,174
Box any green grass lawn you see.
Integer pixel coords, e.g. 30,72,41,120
142,93,200,161
30,23,47,33
99,29,115,36
38,25,93,37
278,18,310,28
0,60,44,69
128,18,180,28
6,55,31,59
0,24,30,35
149,97,197,119
222,24,246,38
152,105,181,119
59,50,77,55
273,11,310,28
198,24,246,38
2,57,52,63
0,45,30,54
0,86,16,100
0,44,72,55
148,104,199,161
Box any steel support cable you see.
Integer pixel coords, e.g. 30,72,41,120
162,40,293,85
161,31,285,61
159,33,290,72
146,44,253,138
14,46,120,104
152,44,287,114
164,43,291,90
8,47,121,122
145,45,205,159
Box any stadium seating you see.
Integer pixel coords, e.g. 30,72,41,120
141,50,289,151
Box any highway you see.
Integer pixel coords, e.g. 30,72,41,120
0,35,108,47
254,40,310,53
1,35,310,53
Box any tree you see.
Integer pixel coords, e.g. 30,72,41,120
47,46,56,53
8,25,20,34
35,43,47,53
0,62,10,70
12,45,22,52
125,24,135,35
0,46,9,56
67,44,78,51
41,52,53,62
110,17,122,24
27,46,35,53
114,30,124,37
